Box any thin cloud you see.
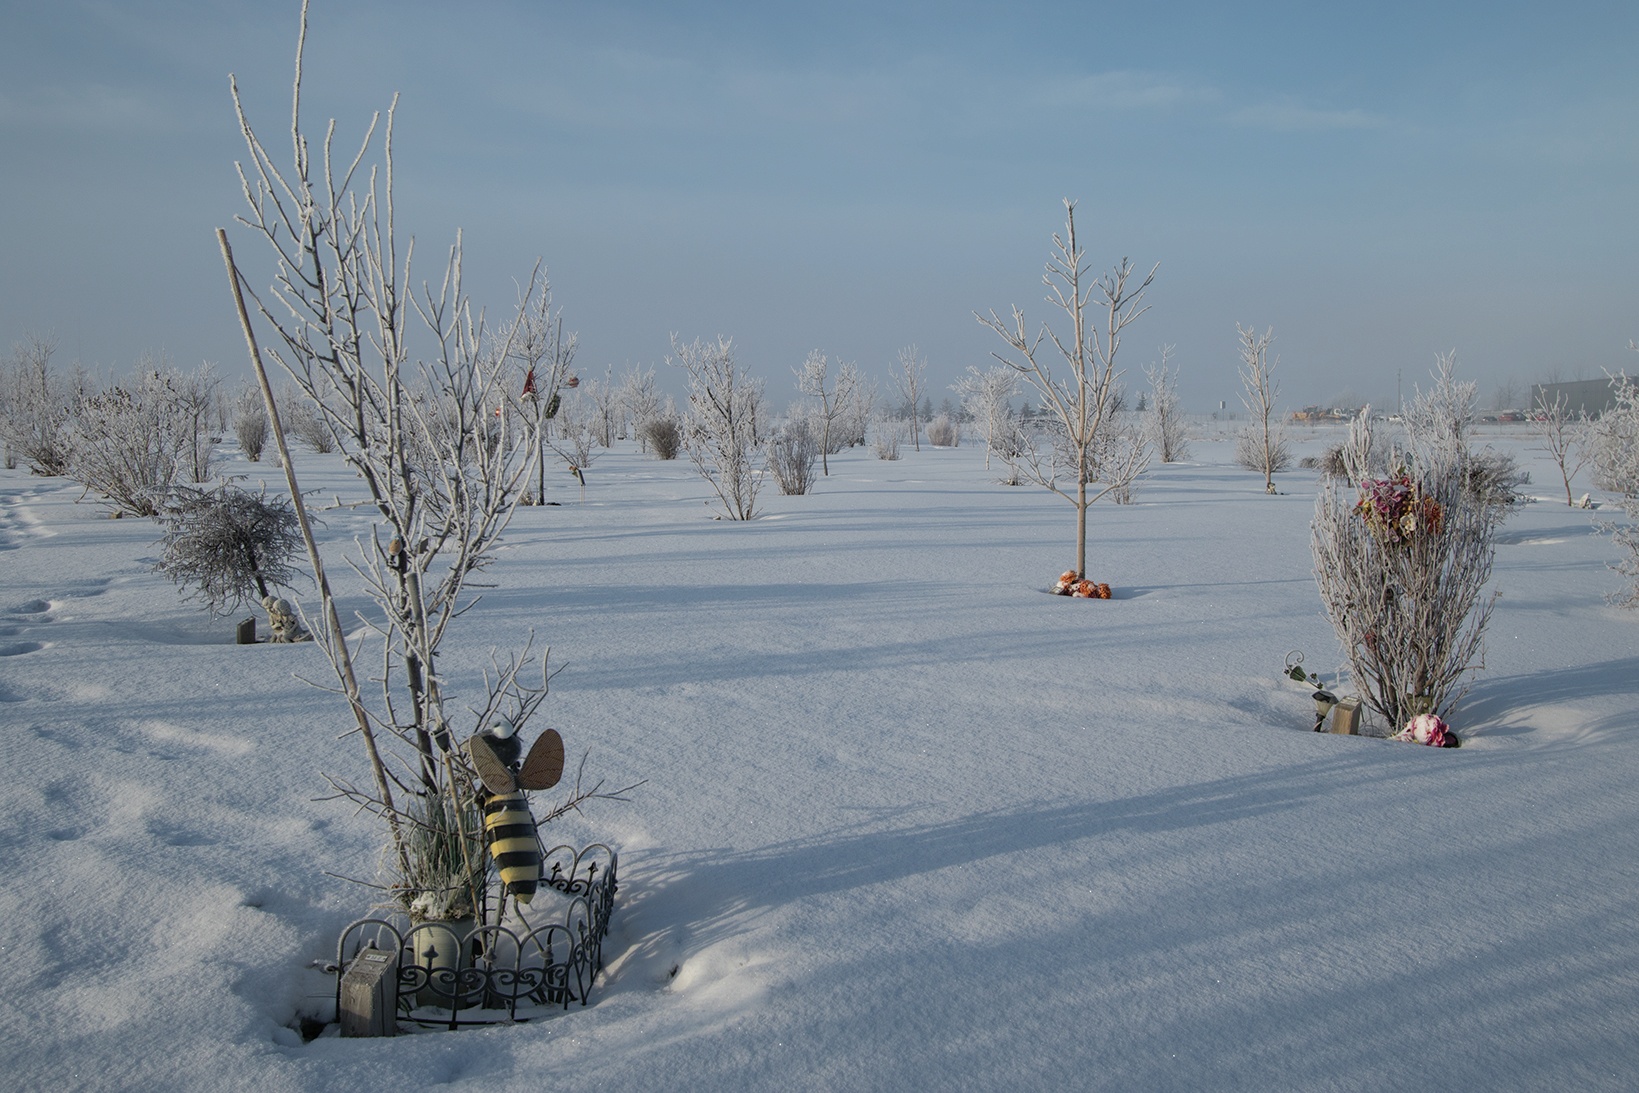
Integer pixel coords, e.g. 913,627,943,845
1043,70,1221,113
1229,101,1386,132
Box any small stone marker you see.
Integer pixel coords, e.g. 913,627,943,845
1329,698,1362,735
339,946,398,1037
235,617,257,645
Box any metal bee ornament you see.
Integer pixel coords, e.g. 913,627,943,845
466,717,565,905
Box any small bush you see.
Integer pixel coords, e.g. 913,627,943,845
641,416,682,460
155,483,304,615
285,400,335,453
0,334,76,476
872,419,901,461
767,418,818,495
236,399,269,462
1465,448,1529,519
1590,375,1639,605
925,414,961,448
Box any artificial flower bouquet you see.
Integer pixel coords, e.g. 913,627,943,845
1053,570,1112,599
1393,712,1461,748
1355,473,1443,544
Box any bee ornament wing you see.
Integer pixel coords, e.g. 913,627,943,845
467,733,517,795
517,728,565,791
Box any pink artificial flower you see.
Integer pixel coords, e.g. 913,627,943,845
1405,713,1449,747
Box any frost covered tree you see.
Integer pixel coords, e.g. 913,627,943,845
547,390,598,500
795,350,862,475
671,335,765,520
175,362,221,484
1235,324,1289,491
155,483,303,617
219,1,619,925
0,333,76,476
951,364,1020,469
893,345,928,451
976,199,1155,579
1401,350,1475,465
494,275,576,504
581,366,621,447
1529,388,1588,506
618,364,661,449
1143,344,1190,464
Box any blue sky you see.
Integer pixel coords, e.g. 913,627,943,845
2,1,1634,412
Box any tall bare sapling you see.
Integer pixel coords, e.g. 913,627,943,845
223,1,624,924
976,199,1155,579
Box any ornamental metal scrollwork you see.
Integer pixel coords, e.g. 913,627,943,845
333,843,618,1030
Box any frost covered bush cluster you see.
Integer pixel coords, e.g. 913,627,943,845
1590,374,1639,605
66,363,219,517
2,339,232,511
0,333,78,475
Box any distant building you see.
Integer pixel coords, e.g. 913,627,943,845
1529,375,1632,418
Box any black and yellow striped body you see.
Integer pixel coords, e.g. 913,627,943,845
482,792,541,903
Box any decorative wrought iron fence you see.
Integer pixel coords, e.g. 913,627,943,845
334,843,618,1030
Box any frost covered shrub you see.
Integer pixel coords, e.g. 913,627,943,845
1143,348,1190,464
66,369,201,516
1312,412,1499,728
641,415,682,460
284,398,335,453
671,335,765,520
1591,376,1639,495
767,416,818,495
0,333,76,476
925,414,961,448
1463,449,1529,517
1590,375,1639,605
155,483,303,615
872,418,901,460
235,390,269,461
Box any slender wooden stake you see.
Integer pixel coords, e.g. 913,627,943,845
217,226,409,876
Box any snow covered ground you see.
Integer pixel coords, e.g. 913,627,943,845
1,427,1636,1091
